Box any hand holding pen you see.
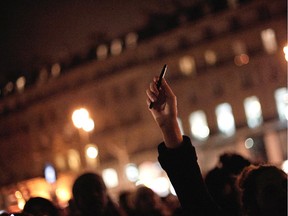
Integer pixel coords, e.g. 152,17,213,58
149,64,167,109
146,64,183,148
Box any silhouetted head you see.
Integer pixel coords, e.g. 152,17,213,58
72,172,108,216
237,165,287,216
133,186,164,216
219,153,251,175
23,196,59,216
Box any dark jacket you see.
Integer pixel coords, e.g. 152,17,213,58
158,136,223,216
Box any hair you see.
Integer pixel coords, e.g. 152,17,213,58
23,196,59,216
237,164,287,216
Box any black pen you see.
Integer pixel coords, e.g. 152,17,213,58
149,64,167,109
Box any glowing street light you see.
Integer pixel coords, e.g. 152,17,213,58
72,108,94,132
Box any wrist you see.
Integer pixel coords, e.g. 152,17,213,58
160,118,183,148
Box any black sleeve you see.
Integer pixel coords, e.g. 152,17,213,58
158,136,223,216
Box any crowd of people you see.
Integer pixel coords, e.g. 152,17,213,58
1,74,287,216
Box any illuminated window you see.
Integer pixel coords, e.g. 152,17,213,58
274,87,288,121
179,56,197,76
189,110,210,140
16,76,26,92
216,103,236,136
3,81,14,95
37,67,48,84
204,50,217,65
102,168,119,188
55,154,66,171
244,96,263,128
125,163,139,182
51,63,61,77
125,32,138,49
110,39,122,56
97,44,108,60
68,149,81,171
261,28,278,54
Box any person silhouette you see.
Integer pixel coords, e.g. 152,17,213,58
72,172,122,216
23,196,60,216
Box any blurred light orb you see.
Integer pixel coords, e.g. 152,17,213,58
72,108,90,129
245,138,254,149
86,146,98,159
125,163,139,182
82,118,95,132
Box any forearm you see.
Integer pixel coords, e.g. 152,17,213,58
159,118,183,149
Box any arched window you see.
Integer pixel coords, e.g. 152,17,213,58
215,103,236,136
67,149,81,171
274,87,288,121
189,110,210,140
261,28,278,54
179,56,197,76
244,96,263,128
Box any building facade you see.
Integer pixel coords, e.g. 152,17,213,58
0,0,287,211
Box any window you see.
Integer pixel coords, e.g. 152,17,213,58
110,39,123,56
204,50,217,66
97,44,108,60
261,28,278,54
232,40,249,66
68,149,81,171
216,103,236,136
189,110,210,140
274,87,288,121
244,96,263,128
125,32,138,49
179,56,197,76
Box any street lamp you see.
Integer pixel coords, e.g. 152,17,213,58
72,108,94,131
71,108,98,169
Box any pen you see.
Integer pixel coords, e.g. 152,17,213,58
149,64,167,109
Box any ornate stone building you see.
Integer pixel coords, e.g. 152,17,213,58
0,0,286,211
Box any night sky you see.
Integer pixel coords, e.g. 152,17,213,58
1,0,191,85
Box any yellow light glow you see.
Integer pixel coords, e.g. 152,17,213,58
16,76,26,92
86,146,98,159
15,191,22,199
102,168,119,188
82,118,94,132
17,199,26,210
97,44,108,60
56,188,70,204
205,50,217,65
72,108,90,129
111,39,122,55
150,177,170,197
